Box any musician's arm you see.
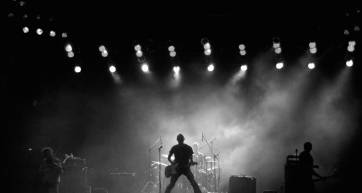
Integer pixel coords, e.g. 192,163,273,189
168,148,174,164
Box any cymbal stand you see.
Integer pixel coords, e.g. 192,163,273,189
202,133,218,193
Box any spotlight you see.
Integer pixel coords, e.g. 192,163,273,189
168,45,175,52
22,26,29,33
204,42,211,50
347,45,355,52
310,47,317,54
173,66,180,74
141,63,150,73
65,43,73,52
276,62,284,69
275,47,282,54
170,51,176,57
309,42,316,49
204,49,212,56
240,64,248,72
19,1,26,6
74,66,81,73
136,50,143,57
67,51,74,58
99,45,106,52
109,65,116,73
61,32,68,38
344,29,350,35
354,25,360,32
349,40,356,46
273,42,280,49
239,44,246,50
101,50,108,57
346,59,353,67
36,28,43,35
307,62,315,70
239,50,247,56
49,30,56,37
134,44,141,51
207,63,215,72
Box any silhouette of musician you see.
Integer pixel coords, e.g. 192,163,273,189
298,142,324,193
39,147,63,193
165,134,202,193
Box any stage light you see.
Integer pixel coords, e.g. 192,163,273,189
204,42,211,50
49,30,56,37
134,44,141,51
65,43,73,52
346,60,353,67
310,47,317,54
36,28,43,35
307,62,315,70
207,64,215,72
349,40,356,46
173,66,180,74
67,51,74,58
347,45,355,52
19,1,25,6
273,42,280,49
239,50,246,56
170,51,176,57
204,49,212,56
275,47,282,54
74,66,81,73
22,26,29,33
276,62,284,69
354,25,360,32
168,45,175,52
61,32,68,38
99,45,106,52
141,63,150,73
109,65,116,73
101,50,108,57
309,42,316,49
240,64,248,72
136,50,143,57
239,44,245,50
344,29,350,35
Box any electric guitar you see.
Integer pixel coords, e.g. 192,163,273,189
165,161,197,178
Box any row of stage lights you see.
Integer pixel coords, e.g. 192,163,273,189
66,39,356,75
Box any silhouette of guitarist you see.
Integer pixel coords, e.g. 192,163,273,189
164,134,201,193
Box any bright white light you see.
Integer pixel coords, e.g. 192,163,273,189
239,44,246,50
67,51,74,58
101,50,108,57
276,62,284,69
22,26,29,33
204,42,211,50
109,65,116,73
346,60,353,67
134,44,141,51
239,50,246,56
273,42,280,49
170,51,176,57
49,30,56,37
141,63,150,73
173,66,180,74
61,32,68,38
168,45,175,52
307,62,315,70
310,47,317,54
348,40,356,46
275,47,282,54
347,45,355,52
136,50,143,57
204,49,212,56
309,42,316,48
240,64,248,72
36,28,43,35
65,44,73,52
207,64,215,72
74,66,81,73
99,45,106,52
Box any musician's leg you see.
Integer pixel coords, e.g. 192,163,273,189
165,173,181,193
184,169,201,193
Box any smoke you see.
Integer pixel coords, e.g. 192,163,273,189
26,61,359,193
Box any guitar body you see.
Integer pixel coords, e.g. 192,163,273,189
165,164,178,178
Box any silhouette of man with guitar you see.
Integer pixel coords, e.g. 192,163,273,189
164,134,202,193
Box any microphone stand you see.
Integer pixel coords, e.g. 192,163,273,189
158,137,163,193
